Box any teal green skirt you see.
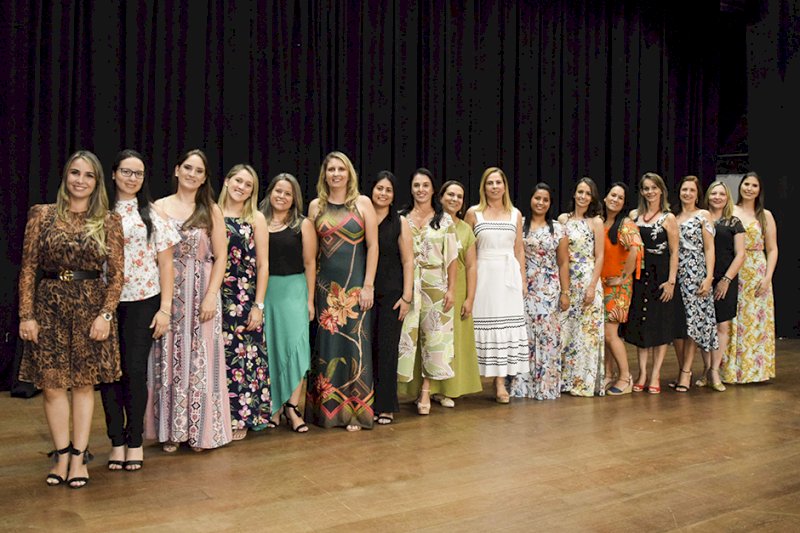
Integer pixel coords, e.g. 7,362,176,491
265,273,310,408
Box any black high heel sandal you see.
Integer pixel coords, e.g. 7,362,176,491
67,447,94,489
283,402,309,433
674,369,692,393
45,442,73,486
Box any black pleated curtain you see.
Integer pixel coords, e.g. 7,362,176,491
1,0,721,337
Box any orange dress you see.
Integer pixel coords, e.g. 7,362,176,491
601,219,642,323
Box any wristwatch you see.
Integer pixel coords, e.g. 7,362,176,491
254,303,265,310
101,311,113,321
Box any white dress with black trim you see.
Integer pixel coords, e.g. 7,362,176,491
472,209,529,377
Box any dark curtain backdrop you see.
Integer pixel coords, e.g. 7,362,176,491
1,1,722,339
747,0,799,338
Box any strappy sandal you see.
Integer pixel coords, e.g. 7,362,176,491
674,369,692,393
416,389,431,415
123,446,144,471
284,402,309,433
107,445,125,471
45,442,72,486
67,447,94,489
376,413,394,425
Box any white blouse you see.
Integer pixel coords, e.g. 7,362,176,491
116,199,181,302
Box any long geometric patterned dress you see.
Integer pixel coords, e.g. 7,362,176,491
306,203,374,429
145,219,232,449
222,217,272,431
560,217,605,397
721,220,776,383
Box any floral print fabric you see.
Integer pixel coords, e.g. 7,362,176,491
560,218,604,397
222,217,272,430
601,219,642,323
397,213,458,381
721,220,776,383
677,213,719,351
508,222,565,400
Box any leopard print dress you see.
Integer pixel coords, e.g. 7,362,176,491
18,204,124,389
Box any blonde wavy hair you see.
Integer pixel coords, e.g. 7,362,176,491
704,180,734,219
476,167,512,212
218,164,260,224
56,150,110,253
316,151,360,213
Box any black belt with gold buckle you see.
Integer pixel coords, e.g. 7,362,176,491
43,270,101,281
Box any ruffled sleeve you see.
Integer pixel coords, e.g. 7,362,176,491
18,204,50,321
151,206,181,252
101,211,125,313
620,219,643,279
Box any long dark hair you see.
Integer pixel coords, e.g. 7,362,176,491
603,181,629,245
526,182,556,235
174,149,215,231
439,180,467,220
400,167,444,229
110,149,153,240
568,177,602,218
737,171,768,241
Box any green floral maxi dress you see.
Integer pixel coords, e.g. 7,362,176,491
307,203,374,428
397,214,458,382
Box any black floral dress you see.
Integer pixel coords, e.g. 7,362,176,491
222,217,272,430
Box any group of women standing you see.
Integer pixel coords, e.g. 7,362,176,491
17,148,779,489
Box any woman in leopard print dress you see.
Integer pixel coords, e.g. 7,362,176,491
18,150,124,489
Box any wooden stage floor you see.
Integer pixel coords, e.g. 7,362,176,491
1,341,798,532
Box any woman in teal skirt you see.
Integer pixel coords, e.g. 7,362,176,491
260,173,317,433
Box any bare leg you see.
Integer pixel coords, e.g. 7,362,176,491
416,377,432,414
68,385,94,487
494,376,509,403
605,322,631,391
283,379,309,432
675,338,696,391
649,344,667,391
697,349,711,386
43,388,71,483
708,321,730,391
635,347,649,390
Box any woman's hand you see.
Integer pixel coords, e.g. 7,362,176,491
89,315,111,341
697,276,713,297
393,298,410,321
307,299,315,322
755,278,771,297
443,290,455,313
604,276,623,287
559,293,569,312
460,297,473,319
714,278,730,301
245,306,263,331
19,319,39,344
359,286,374,311
199,294,218,323
659,281,675,302
582,289,594,307
150,310,170,339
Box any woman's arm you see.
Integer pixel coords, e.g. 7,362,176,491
357,196,378,311
301,218,318,321
514,209,526,299
394,216,413,321
758,210,778,297
661,214,679,302
698,211,715,297
462,242,477,318
716,231,745,301
556,233,570,311
200,204,228,323
18,205,45,343
584,216,604,306
246,212,269,331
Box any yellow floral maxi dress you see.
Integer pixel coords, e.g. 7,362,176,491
721,220,776,383
397,213,458,382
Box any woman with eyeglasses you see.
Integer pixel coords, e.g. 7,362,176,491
100,150,179,472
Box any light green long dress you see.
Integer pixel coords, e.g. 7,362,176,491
398,219,483,398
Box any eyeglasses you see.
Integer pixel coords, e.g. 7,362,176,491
118,168,145,179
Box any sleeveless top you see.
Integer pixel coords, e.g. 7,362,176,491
269,226,304,275
375,209,403,298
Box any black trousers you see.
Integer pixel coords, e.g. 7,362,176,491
371,291,402,413
100,295,159,447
